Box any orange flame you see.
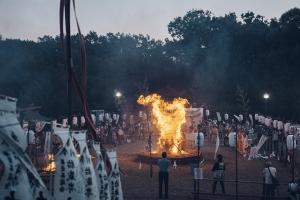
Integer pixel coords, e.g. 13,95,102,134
137,94,189,153
43,154,56,172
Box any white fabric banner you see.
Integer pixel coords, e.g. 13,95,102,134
107,151,124,200
94,142,111,200
216,112,221,122
44,131,51,155
72,131,99,200
53,126,84,200
214,133,220,160
256,135,268,154
0,101,53,200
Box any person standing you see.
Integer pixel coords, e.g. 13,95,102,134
263,161,277,200
158,152,171,199
211,125,218,143
212,154,226,193
286,183,299,200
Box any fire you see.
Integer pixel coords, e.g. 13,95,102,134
137,94,189,153
43,154,56,172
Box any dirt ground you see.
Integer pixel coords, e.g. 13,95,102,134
104,135,294,200
35,134,295,200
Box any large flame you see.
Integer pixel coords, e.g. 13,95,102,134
137,94,189,153
43,154,56,172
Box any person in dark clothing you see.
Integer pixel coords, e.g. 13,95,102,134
158,152,171,199
286,183,299,200
212,154,226,193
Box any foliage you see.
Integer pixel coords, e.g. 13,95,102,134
0,8,300,121
235,85,250,115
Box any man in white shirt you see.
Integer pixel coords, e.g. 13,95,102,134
263,161,277,200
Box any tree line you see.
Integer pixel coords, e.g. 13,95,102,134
0,8,300,121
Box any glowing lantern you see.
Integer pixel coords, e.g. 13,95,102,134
261,116,265,124
91,114,96,124
28,130,35,144
284,123,291,132
81,116,85,125
229,132,236,147
277,121,283,130
72,117,78,125
99,114,104,121
206,110,210,116
224,114,228,120
255,114,258,120
265,118,271,127
62,118,68,128
287,135,297,150
105,113,109,120
194,132,204,147
273,120,278,128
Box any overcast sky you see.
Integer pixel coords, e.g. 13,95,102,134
1,0,300,42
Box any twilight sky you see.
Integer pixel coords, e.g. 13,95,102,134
0,0,300,42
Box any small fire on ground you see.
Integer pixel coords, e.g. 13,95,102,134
43,154,56,172
137,94,189,154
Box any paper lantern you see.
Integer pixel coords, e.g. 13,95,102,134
229,132,236,147
72,117,78,125
273,120,278,128
91,114,96,124
113,114,117,120
105,113,109,120
81,116,85,125
261,117,265,124
206,110,210,116
277,121,283,130
28,130,35,144
224,114,228,120
258,116,262,122
194,132,204,147
287,135,297,150
139,111,143,117
265,118,271,127
99,114,104,121
116,114,120,124
255,114,258,120
284,123,291,132
62,118,68,128
290,125,295,132
239,114,243,121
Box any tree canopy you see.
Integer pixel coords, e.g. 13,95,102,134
0,8,300,121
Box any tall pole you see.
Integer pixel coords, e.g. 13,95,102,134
292,127,295,181
197,124,201,200
236,123,238,200
65,0,72,129
49,121,54,195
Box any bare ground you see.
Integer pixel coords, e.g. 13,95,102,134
106,135,293,200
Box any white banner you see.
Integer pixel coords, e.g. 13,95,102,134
256,135,268,154
44,131,51,155
194,168,203,180
216,112,221,122
214,133,220,160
